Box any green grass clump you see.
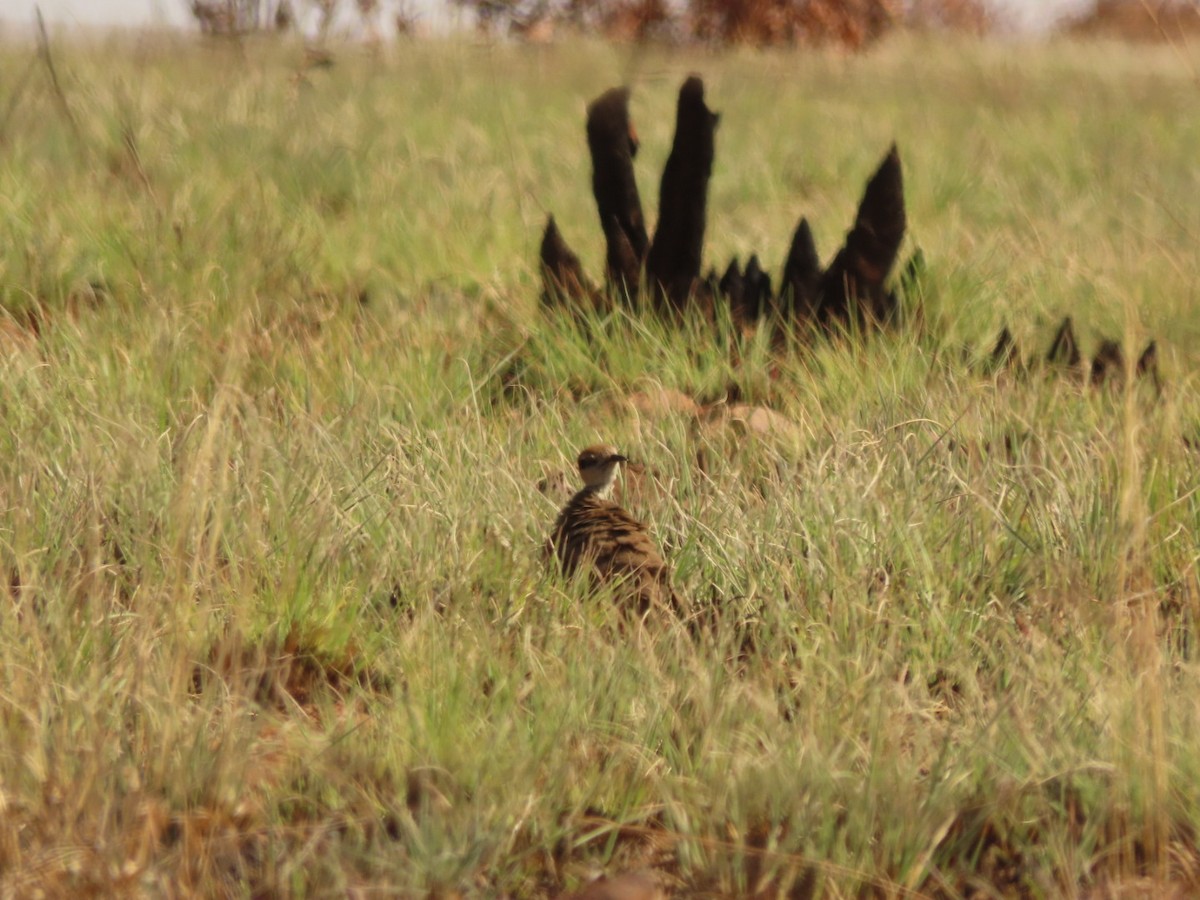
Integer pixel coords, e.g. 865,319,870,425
0,30,1198,897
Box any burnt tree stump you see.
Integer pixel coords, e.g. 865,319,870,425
539,215,599,310
718,259,745,318
542,77,1164,389
778,217,822,322
542,77,914,344
646,76,719,314
1090,339,1124,385
990,326,1018,370
1137,340,1160,389
1047,316,1082,368
741,254,772,321
981,322,1160,390
586,87,648,299
817,144,907,330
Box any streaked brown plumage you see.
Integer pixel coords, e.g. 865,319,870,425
548,444,683,619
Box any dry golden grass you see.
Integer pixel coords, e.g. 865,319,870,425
0,30,1198,897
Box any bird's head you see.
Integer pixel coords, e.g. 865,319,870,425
577,443,627,495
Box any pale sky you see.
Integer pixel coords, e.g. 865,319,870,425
6,0,1097,34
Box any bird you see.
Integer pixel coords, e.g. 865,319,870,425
547,444,685,621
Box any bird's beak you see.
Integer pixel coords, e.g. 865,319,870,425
608,453,628,465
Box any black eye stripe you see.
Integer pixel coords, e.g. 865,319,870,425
579,449,620,468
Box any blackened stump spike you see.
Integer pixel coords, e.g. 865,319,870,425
603,214,641,301
1137,340,1158,377
990,326,1017,369
743,253,764,288
646,75,719,314
817,144,907,330
1047,316,1081,368
719,257,743,295
1137,340,1162,394
1090,339,1124,386
779,216,822,321
539,215,597,309
719,257,746,321
587,86,649,286
743,254,772,321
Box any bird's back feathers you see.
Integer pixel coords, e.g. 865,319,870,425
549,487,683,619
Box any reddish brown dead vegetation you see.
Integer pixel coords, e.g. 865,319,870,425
1067,0,1200,42
0,280,111,349
192,624,391,714
689,0,902,48
488,0,991,48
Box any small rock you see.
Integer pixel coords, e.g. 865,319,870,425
626,388,700,418
558,871,666,900
725,404,800,439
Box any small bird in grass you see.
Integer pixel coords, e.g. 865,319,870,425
548,444,685,621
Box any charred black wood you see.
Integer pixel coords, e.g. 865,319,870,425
1090,339,1124,385
778,216,822,321
817,144,907,329
1046,316,1081,368
717,255,773,326
539,215,599,310
646,76,719,313
587,87,648,297
718,258,745,315
1137,340,1157,374
1137,340,1162,392
989,326,1019,370
540,78,926,345
742,254,772,320
718,258,742,295
603,214,642,300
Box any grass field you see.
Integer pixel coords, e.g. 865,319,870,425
1,29,1199,897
